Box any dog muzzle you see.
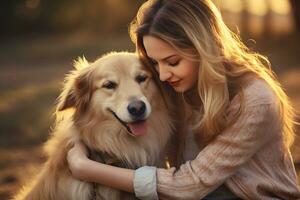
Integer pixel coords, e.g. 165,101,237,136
108,108,148,137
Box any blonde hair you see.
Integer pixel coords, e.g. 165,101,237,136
129,0,296,150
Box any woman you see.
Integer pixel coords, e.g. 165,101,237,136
67,0,300,199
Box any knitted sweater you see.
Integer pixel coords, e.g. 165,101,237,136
133,78,300,200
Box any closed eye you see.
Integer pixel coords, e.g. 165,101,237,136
168,60,180,67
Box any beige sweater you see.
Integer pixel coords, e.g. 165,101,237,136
154,79,300,199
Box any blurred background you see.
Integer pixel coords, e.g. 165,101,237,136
0,0,299,198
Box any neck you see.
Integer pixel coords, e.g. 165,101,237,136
183,85,201,109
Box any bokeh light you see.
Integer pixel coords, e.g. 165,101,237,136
269,0,291,15
246,0,269,16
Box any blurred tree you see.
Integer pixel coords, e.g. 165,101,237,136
0,0,145,36
289,0,300,30
0,0,44,35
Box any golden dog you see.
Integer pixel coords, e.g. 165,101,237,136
14,52,174,200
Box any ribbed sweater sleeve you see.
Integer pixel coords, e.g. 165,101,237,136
156,100,280,200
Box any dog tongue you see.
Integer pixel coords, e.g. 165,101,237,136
128,121,147,136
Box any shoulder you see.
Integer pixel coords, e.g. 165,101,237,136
227,77,282,123
244,78,279,105
231,77,280,108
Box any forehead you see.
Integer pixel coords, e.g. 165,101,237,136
92,54,146,78
143,35,178,59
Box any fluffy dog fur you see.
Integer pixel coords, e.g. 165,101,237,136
14,52,174,200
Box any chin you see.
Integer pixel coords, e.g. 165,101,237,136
172,84,191,92
173,87,187,93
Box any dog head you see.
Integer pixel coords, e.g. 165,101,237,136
57,52,162,137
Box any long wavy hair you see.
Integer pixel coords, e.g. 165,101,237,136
129,0,296,153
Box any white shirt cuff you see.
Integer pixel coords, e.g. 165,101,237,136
133,166,158,200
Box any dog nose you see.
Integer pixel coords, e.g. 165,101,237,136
127,100,146,119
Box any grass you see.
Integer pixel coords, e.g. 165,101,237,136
0,81,59,146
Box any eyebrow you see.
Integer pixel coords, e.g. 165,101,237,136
149,54,178,62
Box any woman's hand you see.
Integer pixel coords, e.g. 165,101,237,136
67,140,89,180
68,140,135,192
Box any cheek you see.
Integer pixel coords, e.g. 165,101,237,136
179,63,198,78
191,65,199,80
187,61,199,77
91,91,113,114
178,63,199,87
189,67,199,85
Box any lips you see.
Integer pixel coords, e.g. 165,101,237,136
168,80,181,87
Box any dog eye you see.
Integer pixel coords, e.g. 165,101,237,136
136,75,147,83
103,81,117,89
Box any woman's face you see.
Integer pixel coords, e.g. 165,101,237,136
143,35,199,92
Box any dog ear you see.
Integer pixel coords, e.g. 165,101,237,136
57,57,93,112
56,74,77,112
74,68,94,114
57,94,75,112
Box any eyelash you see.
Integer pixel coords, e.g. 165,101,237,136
168,60,180,67
150,59,180,67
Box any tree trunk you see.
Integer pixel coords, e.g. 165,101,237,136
290,0,300,30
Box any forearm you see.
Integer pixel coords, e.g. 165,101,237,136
154,103,277,199
76,159,135,193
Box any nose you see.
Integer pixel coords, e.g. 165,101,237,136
127,100,146,120
158,65,172,81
